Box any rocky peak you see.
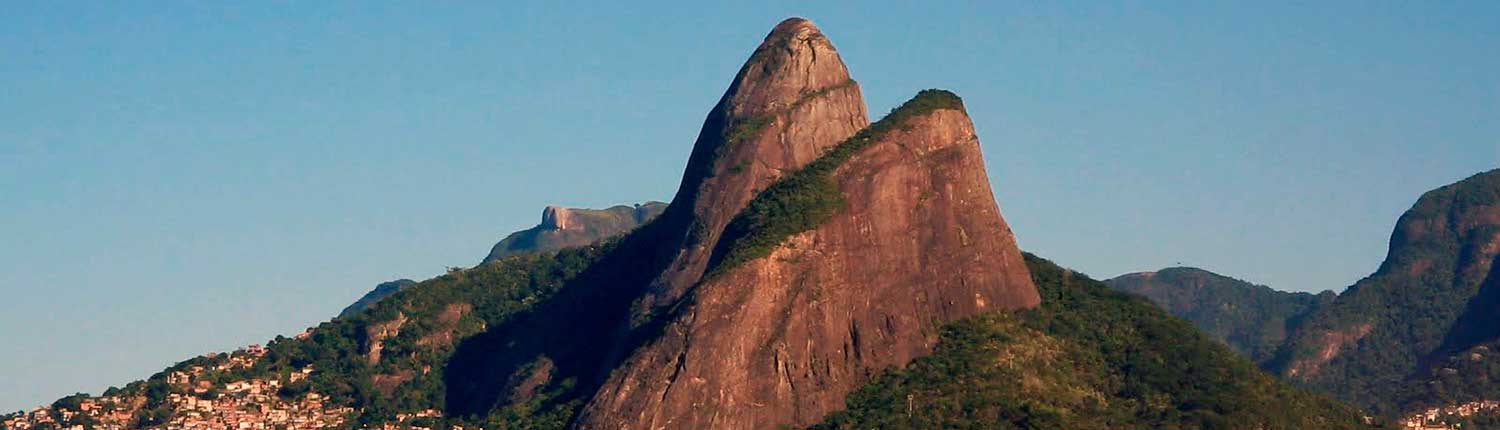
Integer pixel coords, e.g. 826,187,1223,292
443,22,1034,429
575,91,1038,430
724,17,854,118
540,206,572,230
640,16,869,314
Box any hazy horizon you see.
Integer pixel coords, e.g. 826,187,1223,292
3,1,1497,412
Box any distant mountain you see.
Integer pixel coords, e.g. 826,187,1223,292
1106,267,1334,364
337,202,666,318
1268,169,1500,414
482,202,666,263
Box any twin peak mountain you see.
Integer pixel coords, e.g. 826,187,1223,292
443,17,1038,429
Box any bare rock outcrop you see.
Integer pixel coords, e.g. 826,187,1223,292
441,19,1037,429
636,17,870,315
574,95,1038,430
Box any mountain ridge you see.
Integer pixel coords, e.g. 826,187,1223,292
483,202,667,263
574,88,1040,429
1271,169,1500,413
1106,266,1334,365
338,201,667,318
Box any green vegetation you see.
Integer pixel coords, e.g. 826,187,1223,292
1106,267,1334,365
272,242,610,425
1270,169,1500,414
94,240,615,427
817,254,1377,430
1396,341,1500,413
707,89,965,277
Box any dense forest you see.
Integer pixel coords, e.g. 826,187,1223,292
1270,169,1500,414
1106,267,1334,365
817,254,1377,430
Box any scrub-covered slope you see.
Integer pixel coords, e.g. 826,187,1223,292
818,254,1376,430
1107,267,1333,364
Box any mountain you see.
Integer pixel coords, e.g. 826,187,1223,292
483,202,667,263
1106,267,1334,364
573,93,1040,428
447,18,1039,429
817,254,1372,430
338,202,666,318
5,17,1378,430
1268,169,1500,414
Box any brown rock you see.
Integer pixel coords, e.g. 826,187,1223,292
574,101,1038,430
441,17,868,418
638,17,870,315
441,20,1036,430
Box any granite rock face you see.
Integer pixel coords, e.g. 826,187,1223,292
574,97,1038,430
635,17,871,316
442,18,1037,429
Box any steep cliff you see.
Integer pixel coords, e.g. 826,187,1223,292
441,20,1035,429
441,16,877,422
574,90,1038,429
632,17,871,316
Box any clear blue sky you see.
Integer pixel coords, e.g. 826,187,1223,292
2,1,1496,412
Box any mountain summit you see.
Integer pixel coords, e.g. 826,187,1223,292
637,16,870,313
577,89,1039,428
444,18,1037,429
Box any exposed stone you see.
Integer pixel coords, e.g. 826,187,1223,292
440,19,1036,429
541,206,573,230
634,17,871,317
363,312,408,365
574,100,1038,430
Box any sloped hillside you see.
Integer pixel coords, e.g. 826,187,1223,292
1272,169,1500,413
1107,267,1333,365
818,254,1376,430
